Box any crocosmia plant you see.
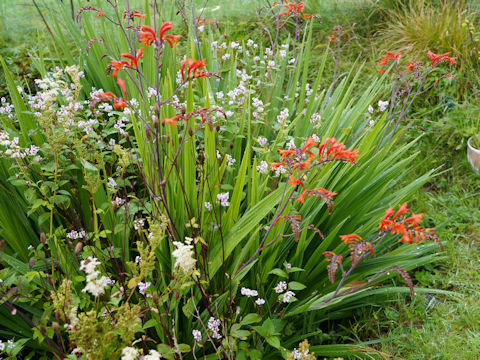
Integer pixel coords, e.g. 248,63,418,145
0,0,446,359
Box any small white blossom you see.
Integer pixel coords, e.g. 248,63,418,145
143,350,162,360
275,281,287,293
256,160,269,174
107,177,117,189
378,100,389,112
255,298,265,306
208,317,222,339
216,192,230,207
138,281,151,296
283,290,295,303
172,238,196,274
241,287,258,297
204,202,212,211
226,154,236,166
192,329,202,342
121,346,138,360
134,218,145,230
257,136,268,147
367,105,374,114
112,197,126,207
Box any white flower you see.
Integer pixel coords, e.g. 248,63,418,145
312,134,320,143
268,60,275,67
0,340,4,351
310,112,321,124
198,25,205,32
216,150,222,159
80,257,110,297
138,281,151,296
368,119,375,127
277,108,289,125
204,202,212,211
256,160,269,174
286,263,292,270
107,177,117,189
226,154,236,166
144,350,162,360
134,218,145,230
367,105,374,114
216,91,224,99
255,298,265,306
121,346,138,360
172,239,196,274
241,287,258,297
257,136,267,147
208,317,222,339
28,245,34,251
247,39,255,47
222,53,231,61
192,329,202,342
287,138,296,149
216,192,230,207
65,306,79,331
112,197,126,207
275,281,287,293
378,100,389,112
283,290,295,303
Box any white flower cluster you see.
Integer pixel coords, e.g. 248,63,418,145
192,329,202,342
208,317,222,339
144,349,162,360
80,256,112,297
138,281,151,297
240,287,265,305
172,238,196,274
66,229,86,240
204,201,212,211
0,339,15,351
256,160,269,174
240,287,258,297
275,281,287,293
107,177,118,189
257,136,268,147
0,97,14,118
291,348,310,359
252,97,265,119
112,197,126,207
378,100,389,112
277,108,290,125
283,290,295,303
134,218,145,230
121,346,138,360
216,192,230,207
226,154,236,166
65,306,79,331
310,112,322,124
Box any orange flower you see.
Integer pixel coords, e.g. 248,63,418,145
288,175,305,189
279,1,304,16
110,60,128,77
124,10,146,21
318,137,359,164
138,22,181,47
278,148,296,158
98,9,104,17
120,48,144,69
269,162,285,170
113,98,127,110
339,233,362,244
139,25,156,46
427,51,456,67
180,58,208,81
163,115,183,127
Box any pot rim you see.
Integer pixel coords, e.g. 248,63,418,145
468,137,480,154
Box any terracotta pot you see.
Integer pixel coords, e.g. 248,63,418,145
467,137,480,173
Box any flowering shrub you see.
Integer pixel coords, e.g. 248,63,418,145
0,0,445,358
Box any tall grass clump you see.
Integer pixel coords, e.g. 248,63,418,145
0,0,447,358
378,0,479,92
